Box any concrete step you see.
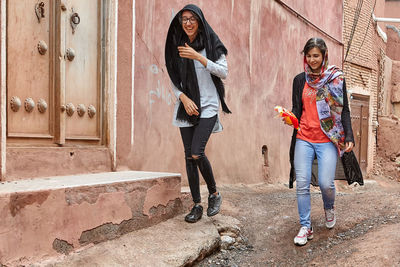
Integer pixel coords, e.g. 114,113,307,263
0,171,185,266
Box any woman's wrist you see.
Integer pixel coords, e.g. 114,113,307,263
196,53,202,61
179,93,189,104
197,54,208,67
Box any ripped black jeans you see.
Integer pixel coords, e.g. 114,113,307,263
179,115,217,203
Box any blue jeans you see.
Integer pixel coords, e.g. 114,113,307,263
294,139,338,229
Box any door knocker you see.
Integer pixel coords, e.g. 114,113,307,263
35,2,45,23
70,12,80,34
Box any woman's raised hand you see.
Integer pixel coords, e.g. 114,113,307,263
178,43,200,60
179,93,199,116
178,43,208,67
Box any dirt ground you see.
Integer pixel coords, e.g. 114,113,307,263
196,173,400,267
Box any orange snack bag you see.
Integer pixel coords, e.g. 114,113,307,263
274,106,300,130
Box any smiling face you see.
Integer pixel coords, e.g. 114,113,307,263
181,10,199,43
306,47,324,73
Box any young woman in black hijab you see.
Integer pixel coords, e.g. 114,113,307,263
165,4,231,223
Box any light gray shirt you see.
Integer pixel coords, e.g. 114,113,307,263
171,49,228,133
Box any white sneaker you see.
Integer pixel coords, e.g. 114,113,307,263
294,226,313,246
325,208,336,229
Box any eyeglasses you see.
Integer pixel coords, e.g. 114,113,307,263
181,16,197,25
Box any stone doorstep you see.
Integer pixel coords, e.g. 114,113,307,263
0,171,185,266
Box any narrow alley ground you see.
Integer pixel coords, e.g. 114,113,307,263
196,174,400,266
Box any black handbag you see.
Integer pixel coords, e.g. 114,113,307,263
341,151,364,186
309,151,364,186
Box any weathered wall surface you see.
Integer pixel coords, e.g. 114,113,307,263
377,117,400,158
382,56,393,116
386,27,400,61
0,173,184,265
390,60,400,117
120,0,344,185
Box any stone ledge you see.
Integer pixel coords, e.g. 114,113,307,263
0,171,181,193
0,171,183,266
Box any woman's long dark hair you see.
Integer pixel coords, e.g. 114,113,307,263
302,37,327,57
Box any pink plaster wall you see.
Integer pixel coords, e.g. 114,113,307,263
375,0,386,17
116,0,134,166
119,0,344,185
281,0,343,42
5,148,111,180
384,0,400,28
375,0,387,32
0,2,3,177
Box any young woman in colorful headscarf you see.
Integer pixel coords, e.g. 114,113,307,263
288,38,357,246
165,4,231,223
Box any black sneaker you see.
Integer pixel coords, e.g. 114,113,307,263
207,192,222,217
185,204,203,223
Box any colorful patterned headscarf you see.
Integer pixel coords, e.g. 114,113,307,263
304,49,347,156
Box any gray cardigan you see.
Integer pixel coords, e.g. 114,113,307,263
171,49,228,133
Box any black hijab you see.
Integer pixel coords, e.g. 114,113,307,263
165,4,231,124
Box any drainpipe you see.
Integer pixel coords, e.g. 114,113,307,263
372,14,400,23
371,14,400,43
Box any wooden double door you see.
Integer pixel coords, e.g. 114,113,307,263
350,95,369,173
7,0,104,146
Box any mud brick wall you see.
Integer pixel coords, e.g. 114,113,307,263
390,60,400,117
343,0,384,173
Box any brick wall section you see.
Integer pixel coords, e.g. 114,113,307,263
343,0,377,69
343,0,386,173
